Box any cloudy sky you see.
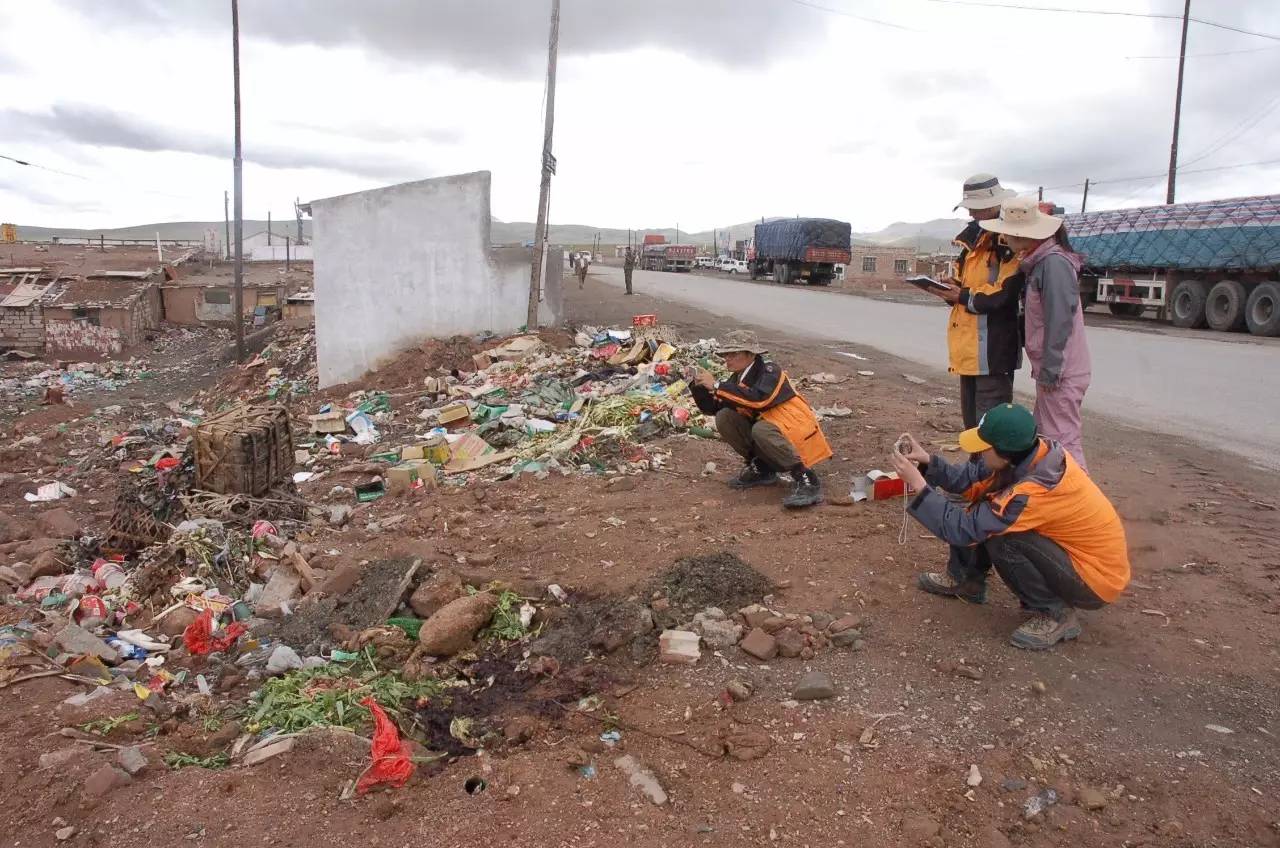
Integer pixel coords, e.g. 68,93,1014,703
1,0,1278,233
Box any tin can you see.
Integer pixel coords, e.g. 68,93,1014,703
231,601,253,621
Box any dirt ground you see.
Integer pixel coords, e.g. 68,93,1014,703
1,280,1278,848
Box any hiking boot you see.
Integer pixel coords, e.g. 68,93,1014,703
1010,610,1081,651
916,571,987,604
728,464,779,490
782,478,824,509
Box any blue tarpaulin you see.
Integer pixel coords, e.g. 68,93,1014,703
753,219,851,262
1065,194,1280,272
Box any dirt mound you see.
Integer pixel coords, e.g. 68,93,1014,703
645,551,774,621
529,595,655,666
273,557,420,654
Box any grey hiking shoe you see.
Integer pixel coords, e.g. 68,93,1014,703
782,479,824,509
729,464,779,490
1010,611,1081,651
916,571,988,604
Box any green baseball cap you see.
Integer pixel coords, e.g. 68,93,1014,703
958,403,1038,454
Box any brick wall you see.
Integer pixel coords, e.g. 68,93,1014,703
44,316,125,358
0,305,45,353
844,245,918,284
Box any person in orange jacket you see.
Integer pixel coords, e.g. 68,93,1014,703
689,330,832,509
889,403,1129,650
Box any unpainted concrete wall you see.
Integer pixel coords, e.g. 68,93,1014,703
310,171,563,388
250,245,313,262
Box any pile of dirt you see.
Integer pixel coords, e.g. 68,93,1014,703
645,551,774,621
273,558,420,654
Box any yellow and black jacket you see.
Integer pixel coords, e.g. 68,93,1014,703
690,356,833,469
907,438,1130,602
948,222,1024,377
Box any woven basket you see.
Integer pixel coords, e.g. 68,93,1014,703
193,403,293,496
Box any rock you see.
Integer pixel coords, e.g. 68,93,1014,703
739,628,777,661
116,746,148,776
658,630,700,664
760,616,789,634
256,569,302,618
29,547,66,579
265,645,304,674
53,623,116,664
967,764,983,787
650,597,671,613
809,611,834,630
694,615,742,648
606,476,637,493
408,569,465,618
328,505,353,527
830,629,861,648
978,825,1012,848
828,614,863,634
244,736,296,766
503,716,538,745
56,826,76,842
722,728,772,761
614,755,667,805
39,748,79,770
738,604,772,629
774,628,805,658
1001,777,1028,792
157,606,199,638
726,680,752,701
464,551,495,566
793,670,836,700
902,815,941,842
83,765,131,799
417,591,499,656
316,561,364,599
1030,680,1047,695
206,720,243,750
36,508,80,539
1078,786,1108,811
956,665,984,681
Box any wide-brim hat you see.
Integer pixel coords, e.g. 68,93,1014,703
714,330,768,356
978,196,1064,240
953,173,1016,211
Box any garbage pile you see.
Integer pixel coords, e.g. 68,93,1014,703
0,360,156,404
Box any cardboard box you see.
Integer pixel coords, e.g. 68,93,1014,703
401,444,426,461
865,470,905,500
437,403,472,428
632,314,658,327
308,410,347,435
386,460,430,495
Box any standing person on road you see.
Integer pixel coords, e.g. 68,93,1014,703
576,252,590,290
623,246,635,295
890,403,1129,650
939,173,1024,429
688,330,831,509
980,197,1092,470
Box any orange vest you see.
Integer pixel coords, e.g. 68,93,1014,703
717,370,833,469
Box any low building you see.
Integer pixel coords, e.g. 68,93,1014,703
283,290,315,326
40,272,164,358
159,262,311,326
844,245,917,284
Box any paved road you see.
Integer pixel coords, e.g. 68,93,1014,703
593,265,1279,460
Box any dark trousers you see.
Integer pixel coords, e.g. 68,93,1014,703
948,531,1104,619
715,408,802,472
624,267,634,294
960,373,1014,429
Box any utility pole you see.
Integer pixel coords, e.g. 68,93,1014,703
1037,186,1043,202
676,223,680,245
231,0,245,362
1167,0,1191,204
1081,178,1091,214
223,190,231,260
295,196,303,245
267,211,272,246
527,0,560,330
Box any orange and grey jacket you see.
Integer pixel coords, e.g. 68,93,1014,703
947,222,1024,377
907,438,1130,602
690,355,833,469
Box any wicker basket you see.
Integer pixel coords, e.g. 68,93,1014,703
193,403,293,496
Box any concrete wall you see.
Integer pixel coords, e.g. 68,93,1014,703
249,244,313,262
0,305,44,352
310,171,563,388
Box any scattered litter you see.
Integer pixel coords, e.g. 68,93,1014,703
24,482,77,502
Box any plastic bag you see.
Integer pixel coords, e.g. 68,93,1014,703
182,609,247,656
355,697,415,794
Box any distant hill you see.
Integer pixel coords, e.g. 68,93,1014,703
12,220,311,243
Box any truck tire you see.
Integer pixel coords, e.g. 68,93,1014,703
1108,302,1144,318
1205,279,1248,332
750,265,760,281
1245,281,1280,337
1169,278,1209,328
776,263,793,285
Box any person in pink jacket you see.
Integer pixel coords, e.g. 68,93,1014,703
979,198,1092,470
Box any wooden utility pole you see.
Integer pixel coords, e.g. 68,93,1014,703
231,0,245,362
295,196,304,245
267,211,272,246
527,0,560,330
223,190,231,260
1037,186,1043,201
1081,178,1091,213
1167,0,1192,204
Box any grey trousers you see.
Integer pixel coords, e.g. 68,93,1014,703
715,408,801,471
949,531,1105,619
960,373,1014,429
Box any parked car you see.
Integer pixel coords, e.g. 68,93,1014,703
714,257,735,272
695,256,717,269
722,259,751,275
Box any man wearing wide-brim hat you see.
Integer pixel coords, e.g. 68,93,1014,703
933,173,1026,432
688,330,831,509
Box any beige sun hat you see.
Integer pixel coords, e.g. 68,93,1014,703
953,173,1016,211
978,196,1065,240
714,330,768,356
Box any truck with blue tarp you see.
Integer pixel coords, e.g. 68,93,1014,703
749,218,851,286
1064,194,1280,336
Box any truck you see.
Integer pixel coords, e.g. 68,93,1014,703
749,218,852,286
1065,193,1280,336
641,242,696,272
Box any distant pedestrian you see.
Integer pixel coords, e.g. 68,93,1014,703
623,247,635,295
941,174,1024,429
980,197,1091,470
577,253,589,289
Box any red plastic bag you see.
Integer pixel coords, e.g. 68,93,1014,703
155,456,179,471
182,609,247,656
356,697,415,794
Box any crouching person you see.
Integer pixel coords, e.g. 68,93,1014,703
887,403,1129,650
690,331,831,509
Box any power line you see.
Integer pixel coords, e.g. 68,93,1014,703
1024,157,1280,198
781,0,919,30
1,152,89,180
1126,44,1280,59
1178,93,1280,169
916,0,1280,42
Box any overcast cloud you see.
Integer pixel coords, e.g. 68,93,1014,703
1,0,1277,232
